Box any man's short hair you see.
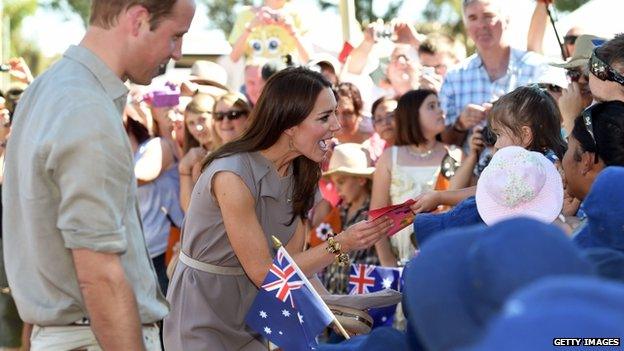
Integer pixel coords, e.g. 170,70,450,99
89,0,178,30
596,33,624,69
418,34,465,62
462,0,507,19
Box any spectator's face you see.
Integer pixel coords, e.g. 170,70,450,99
373,100,397,143
336,97,359,139
185,111,212,147
463,0,506,51
387,47,415,85
418,52,455,77
0,108,10,143
245,66,264,105
562,135,589,200
127,0,195,85
418,94,446,138
331,174,367,205
588,61,624,102
566,66,592,105
213,100,249,143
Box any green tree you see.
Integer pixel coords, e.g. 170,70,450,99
4,0,38,56
43,0,91,27
201,0,253,36
317,0,403,26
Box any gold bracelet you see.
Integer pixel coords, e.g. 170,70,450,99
326,236,350,266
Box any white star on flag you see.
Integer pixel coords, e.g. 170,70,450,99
298,312,304,324
382,277,394,289
279,331,283,335
264,327,272,335
282,310,291,317
259,311,267,318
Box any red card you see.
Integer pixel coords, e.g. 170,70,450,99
368,199,415,236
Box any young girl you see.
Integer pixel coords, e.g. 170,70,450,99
178,93,217,212
319,143,379,295
411,85,567,215
371,89,450,267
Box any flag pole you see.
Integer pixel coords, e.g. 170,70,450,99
271,236,351,340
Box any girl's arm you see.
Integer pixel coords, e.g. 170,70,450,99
410,186,476,214
135,138,174,185
214,172,392,287
449,127,484,190
370,150,398,267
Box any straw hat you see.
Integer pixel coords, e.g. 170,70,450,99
475,146,563,225
549,34,607,69
322,143,375,178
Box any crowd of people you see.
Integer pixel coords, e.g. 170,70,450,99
0,0,623,350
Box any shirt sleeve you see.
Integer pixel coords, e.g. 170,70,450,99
439,74,458,126
50,103,134,253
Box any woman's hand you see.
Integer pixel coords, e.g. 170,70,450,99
179,147,207,175
410,191,441,214
337,217,393,252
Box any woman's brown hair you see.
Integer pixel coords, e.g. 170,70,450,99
394,89,437,146
203,67,332,223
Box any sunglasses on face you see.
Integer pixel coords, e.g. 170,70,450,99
566,68,588,83
589,49,624,86
563,35,578,45
213,110,248,122
581,106,600,164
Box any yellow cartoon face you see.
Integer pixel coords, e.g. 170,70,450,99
246,24,295,59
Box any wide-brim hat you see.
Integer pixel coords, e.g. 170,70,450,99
188,60,230,91
465,276,624,351
549,34,607,69
316,327,408,351
476,146,563,226
322,143,375,179
402,218,593,350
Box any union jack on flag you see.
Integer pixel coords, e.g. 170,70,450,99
261,249,304,308
348,264,377,295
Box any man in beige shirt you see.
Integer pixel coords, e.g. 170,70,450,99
2,1,195,350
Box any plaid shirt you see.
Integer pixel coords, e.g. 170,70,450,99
320,197,380,295
440,48,551,127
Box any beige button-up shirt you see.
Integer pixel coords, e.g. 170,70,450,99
2,45,169,325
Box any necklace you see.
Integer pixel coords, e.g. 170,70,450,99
407,144,436,158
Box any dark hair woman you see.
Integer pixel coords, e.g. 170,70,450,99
163,67,393,350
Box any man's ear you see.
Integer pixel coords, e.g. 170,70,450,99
125,5,151,36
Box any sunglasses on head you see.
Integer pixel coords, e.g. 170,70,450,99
581,105,600,164
589,49,624,86
213,110,248,122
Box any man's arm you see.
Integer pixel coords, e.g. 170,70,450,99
72,249,145,351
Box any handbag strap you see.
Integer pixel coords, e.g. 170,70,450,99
178,251,245,276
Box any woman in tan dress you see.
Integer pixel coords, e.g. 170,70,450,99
163,67,393,350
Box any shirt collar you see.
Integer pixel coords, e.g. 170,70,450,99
63,45,128,102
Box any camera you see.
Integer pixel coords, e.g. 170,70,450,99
421,66,436,77
373,20,392,41
481,125,497,147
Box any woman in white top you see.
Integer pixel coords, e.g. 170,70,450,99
371,89,448,266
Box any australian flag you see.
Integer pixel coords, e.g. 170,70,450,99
348,264,402,328
246,247,334,351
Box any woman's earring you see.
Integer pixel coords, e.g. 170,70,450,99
288,137,295,151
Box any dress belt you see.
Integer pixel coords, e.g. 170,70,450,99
178,251,245,276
